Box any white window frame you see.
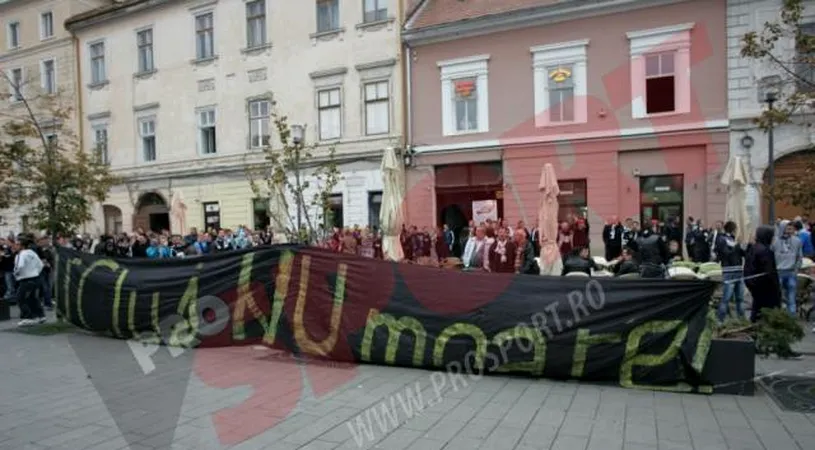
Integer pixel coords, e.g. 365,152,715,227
138,116,157,162
197,107,217,155
8,67,24,102
136,28,154,73
245,0,267,48
531,39,589,128
626,23,693,119
40,11,54,40
316,0,340,33
438,55,489,136
194,11,215,60
92,123,109,165
7,21,20,49
40,58,56,95
88,40,107,85
363,80,390,135
248,98,271,149
363,0,388,23
317,87,343,141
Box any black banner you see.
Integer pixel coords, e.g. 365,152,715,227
54,245,716,392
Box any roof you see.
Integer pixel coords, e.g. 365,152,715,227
65,0,160,31
408,0,562,29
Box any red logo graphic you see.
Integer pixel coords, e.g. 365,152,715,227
187,19,725,448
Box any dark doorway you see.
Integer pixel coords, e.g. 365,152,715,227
149,213,170,233
439,204,468,257
640,174,684,250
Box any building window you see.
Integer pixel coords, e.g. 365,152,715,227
453,78,478,132
41,59,55,94
627,23,693,119
248,99,271,148
368,191,382,230
195,12,215,60
364,81,389,135
40,12,53,40
796,23,815,92
89,41,106,84
363,0,388,23
531,39,589,127
139,117,157,162
644,52,675,114
9,68,23,101
202,202,221,231
438,55,489,136
318,88,342,140
21,215,30,233
327,194,343,229
7,22,20,49
253,198,270,230
557,180,588,222
198,108,217,154
93,124,109,164
316,0,340,33
246,0,267,48
137,29,154,73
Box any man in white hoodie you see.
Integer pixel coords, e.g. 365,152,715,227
13,234,45,327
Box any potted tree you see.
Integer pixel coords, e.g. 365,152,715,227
702,317,756,395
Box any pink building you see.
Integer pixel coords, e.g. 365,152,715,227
402,0,728,252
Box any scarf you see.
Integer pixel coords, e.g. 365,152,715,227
495,238,507,263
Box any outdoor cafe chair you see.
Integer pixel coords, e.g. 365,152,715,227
796,273,814,320
668,266,699,280
565,271,590,278
697,262,722,276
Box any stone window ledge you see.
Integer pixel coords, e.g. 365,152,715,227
190,55,219,66
87,81,109,90
355,17,395,33
310,28,345,45
241,42,273,55
133,69,157,80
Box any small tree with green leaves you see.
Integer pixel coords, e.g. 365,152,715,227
246,112,341,244
741,0,815,213
0,71,119,238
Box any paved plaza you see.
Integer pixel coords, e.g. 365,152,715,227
1,314,814,450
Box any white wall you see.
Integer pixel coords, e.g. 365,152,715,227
727,0,815,224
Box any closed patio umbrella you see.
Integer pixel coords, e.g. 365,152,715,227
538,163,562,276
380,147,405,261
170,190,187,235
721,155,752,244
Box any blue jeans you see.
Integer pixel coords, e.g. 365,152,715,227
3,272,16,299
718,268,745,321
778,270,798,316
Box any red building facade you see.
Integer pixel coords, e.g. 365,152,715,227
403,0,728,253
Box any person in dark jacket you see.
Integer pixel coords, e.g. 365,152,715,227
602,216,624,261
635,228,668,278
690,221,711,263
744,226,782,324
715,221,746,322
0,238,16,301
613,247,640,276
514,228,539,275
562,247,596,276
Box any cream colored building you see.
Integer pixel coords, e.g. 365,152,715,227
65,0,405,235
0,0,113,237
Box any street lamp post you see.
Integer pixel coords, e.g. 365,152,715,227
758,75,780,225
291,124,305,242
766,91,776,225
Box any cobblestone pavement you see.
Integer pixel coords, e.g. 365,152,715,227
1,315,815,450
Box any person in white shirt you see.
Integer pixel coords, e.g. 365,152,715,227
13,234,45,327
462,226,489,270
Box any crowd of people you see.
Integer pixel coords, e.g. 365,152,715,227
1,211,813,335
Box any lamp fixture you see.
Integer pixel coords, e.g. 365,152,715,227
291,124,305,145
403,147,415,167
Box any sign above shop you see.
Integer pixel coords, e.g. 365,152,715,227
548,67,572,83
454,79,476,97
